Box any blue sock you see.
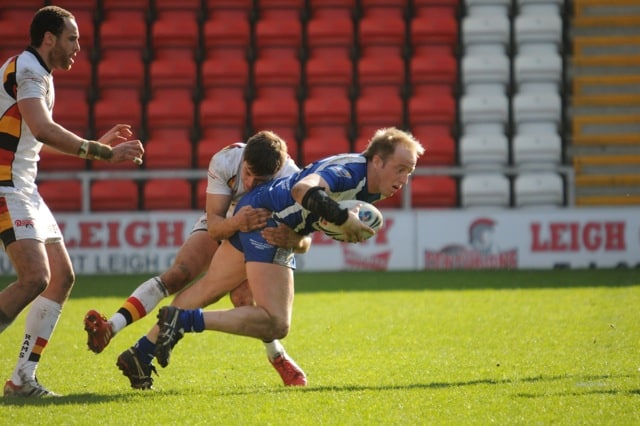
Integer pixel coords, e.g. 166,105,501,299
179,309,205,333
134,336,156,365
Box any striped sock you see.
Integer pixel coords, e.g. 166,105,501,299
110,277,168,334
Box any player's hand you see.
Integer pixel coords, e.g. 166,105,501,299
234,206,272,232
261,223,303,249
98,124,133,145
338,205,375,243
109,139,145,164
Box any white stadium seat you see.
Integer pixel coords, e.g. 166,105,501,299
515,14,563,54
462,15,511,55
516,0,563,16
512,133,562,169
514,53,563,93
462,54,511,95
460,93,509,135
461,173,511,208
460,134,509,169
513,92,562,134
465,0,512,17
514,172,564,208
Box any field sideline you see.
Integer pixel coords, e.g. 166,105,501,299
1,269,639,425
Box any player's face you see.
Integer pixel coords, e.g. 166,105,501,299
370,145,417,198
241,161,274,190
49,18,80,71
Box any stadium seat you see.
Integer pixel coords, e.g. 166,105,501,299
254,3,303,60
146,93,195,133
301,134,351,165
143,179,193,210
39,147,88,172
410,5,459,56
143,134,193,170
303,94,352,135
512,92,562,134
459,93,509,135
0,9,38,52
514,14,563,54
410,125,456,166
411,175,458,208
305,55,353,98
514,53,563,94
461,54,510,95
91,179,139,211
253,56,302,99
410,52,458,95
355,93,404,139
306,4,354,59
408,92,457,129
512,133,562,169
199,97,247,135
461,173,510,208
462,15,510,55
201,56,249,99
203,12,251,60
38,180,83,212
358,10,406,58
459,134,509,170
357,54,405,97
196,178,208,210
99,10,148,51
514,172,564,208
96,50,146,101
465,0,511,16
151,10,199,53
93,97,143,141
53,94,90,132
517,0,563,16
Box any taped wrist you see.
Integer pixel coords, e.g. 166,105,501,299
301,186,348,225
78,140,113,160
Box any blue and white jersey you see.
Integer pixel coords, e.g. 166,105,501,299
239,153,382,236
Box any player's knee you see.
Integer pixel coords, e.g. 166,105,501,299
268,319,290,341
162,263,196,294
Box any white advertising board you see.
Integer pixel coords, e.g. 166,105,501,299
0,208,638,275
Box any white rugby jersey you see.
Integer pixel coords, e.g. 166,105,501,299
206,142,299,215
0,47,55,193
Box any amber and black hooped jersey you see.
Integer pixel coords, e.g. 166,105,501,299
0,47,54,193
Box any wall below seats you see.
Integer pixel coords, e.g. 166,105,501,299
0,207,637,275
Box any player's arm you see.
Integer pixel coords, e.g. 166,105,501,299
205,193,271,241
18,97,143,163
291,174,373,243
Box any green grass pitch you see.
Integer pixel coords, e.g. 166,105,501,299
1,269,639,425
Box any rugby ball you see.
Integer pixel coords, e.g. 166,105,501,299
316,199,383,242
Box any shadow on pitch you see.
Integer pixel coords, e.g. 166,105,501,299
1,373,636,405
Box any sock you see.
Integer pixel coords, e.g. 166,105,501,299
179,309,205,333
11,296,61,385
133,336,156,365
110,277,169,334
263,340,285,361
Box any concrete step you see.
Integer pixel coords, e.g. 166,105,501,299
573,74,640,95
573,35,640,56
572,153,640,174
570,134,640,146
573,0,640,17
575,174,640,186
575,194,640,206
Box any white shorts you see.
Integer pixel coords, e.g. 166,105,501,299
190,214,208,233
0,189,63,248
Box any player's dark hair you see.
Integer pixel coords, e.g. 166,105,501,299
244,130,288,177
362,127,425,162
30,6,74,47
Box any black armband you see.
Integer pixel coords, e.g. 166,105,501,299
301,186,349,225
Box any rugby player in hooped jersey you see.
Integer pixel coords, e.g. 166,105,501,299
84,130,310,389
0,6,144,397
151,127,425,384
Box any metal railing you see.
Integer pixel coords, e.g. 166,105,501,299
38,165,576,213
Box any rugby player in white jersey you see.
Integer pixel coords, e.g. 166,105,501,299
0,6,144,397
84,130,310,389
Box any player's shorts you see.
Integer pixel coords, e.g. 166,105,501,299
228,190,296,269
0,189,63,249
190,214,208,233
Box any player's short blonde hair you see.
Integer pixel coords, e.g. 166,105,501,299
362,127,425,162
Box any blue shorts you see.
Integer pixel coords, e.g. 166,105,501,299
229,189,296,269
